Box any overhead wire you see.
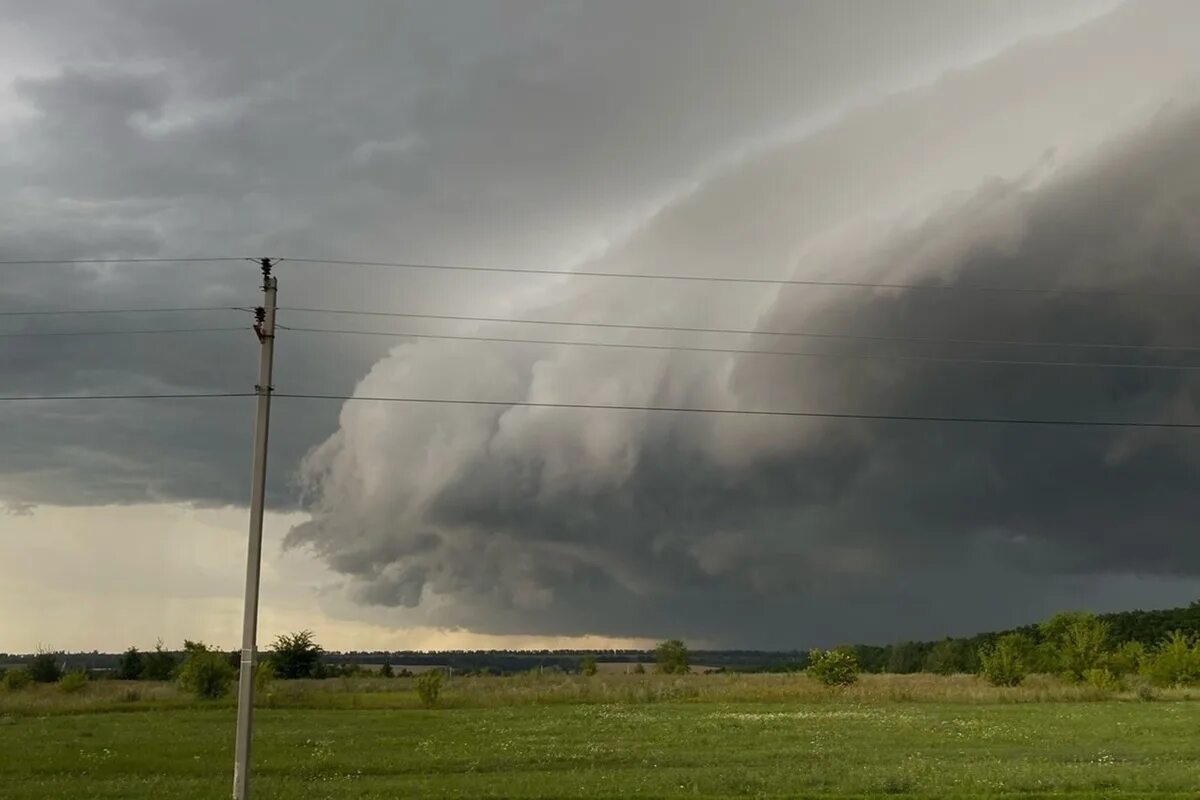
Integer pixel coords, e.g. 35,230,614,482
1,327,250,339
277,256,1200,299
272,393,1200,430
3,388,1195,430
0,306,249,317
0,257,248,265
277,306,1200,355
0,392,255,401
278,324,1200,373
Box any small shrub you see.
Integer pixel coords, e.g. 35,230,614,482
142,640,178,681
58,670,88,694
28,650,63,684
580,656,598,677
1136,683,1158,702
808,649,859,687
415,670,443,707
116,647,144,680
177,641,236,699
978,634,1030,687
1106,641,1146,677
1082,668,1119,692
1141,630,1200,687
255,660,276,693
2,669,32,691
379,661,394,678
632,663,646,675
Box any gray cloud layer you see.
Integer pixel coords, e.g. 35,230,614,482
6,1,1200,644
289,2,1200,644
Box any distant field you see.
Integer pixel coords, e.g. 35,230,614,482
3,674,1199,798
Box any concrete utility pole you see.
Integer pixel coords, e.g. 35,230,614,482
233,258,277,800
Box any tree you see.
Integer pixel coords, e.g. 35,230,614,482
655,640,690,675
579,656,598,676
379,660,394,678
117,647,144,680
177,641,236,699
269,630,323,679
1141,630,1200,687
1107,640,1146,677
28,649,63,684
923,639,973,674
142,640,178,681
978,633,1031,687
1039,611,1110,681
808,649,859,686
886,642,924,674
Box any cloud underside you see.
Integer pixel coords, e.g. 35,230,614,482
290,97,1200,644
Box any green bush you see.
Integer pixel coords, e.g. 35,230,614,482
1082,668,1120,692
655,640,691,675
58,670,88,694
1106,641,1146,677
1039,612,1111,681
416,670,443,707
116,647,144,680
270,630,324,679
2,669,32,691
632,663,646,674
1141,630,1200,687
379,661,394,678
254,660,276,694
978,633,1030,687
923,638,975,674
579,656,598,676
142,640,178,681
807,649,859,687
177,642,236,699
28,650,63,684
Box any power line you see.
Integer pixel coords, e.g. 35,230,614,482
0,327,249,339
277,306,1200,355
0,306,248,317
278,257,1199,299
274,392,1200,430
0,392,254,402
0,258,247,265
280,324,1200,374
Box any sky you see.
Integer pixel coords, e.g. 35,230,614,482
4,0,1200,652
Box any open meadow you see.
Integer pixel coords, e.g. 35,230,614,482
3,672,1199,799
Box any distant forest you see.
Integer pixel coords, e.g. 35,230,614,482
4,601,1198,676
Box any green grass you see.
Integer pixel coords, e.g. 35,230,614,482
3,675,1199,798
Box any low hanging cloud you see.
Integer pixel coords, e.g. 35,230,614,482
289,4,1200,646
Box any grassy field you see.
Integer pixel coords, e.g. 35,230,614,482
3,674,1199,798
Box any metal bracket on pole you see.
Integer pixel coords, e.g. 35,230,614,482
232,258,277,800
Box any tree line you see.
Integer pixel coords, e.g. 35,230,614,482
6,602,1198,696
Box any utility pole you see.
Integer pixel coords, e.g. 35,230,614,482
232,258,277,800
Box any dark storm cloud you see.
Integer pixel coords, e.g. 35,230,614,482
1,0,1100,509
292,100,1200,646
9,0,1199,644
